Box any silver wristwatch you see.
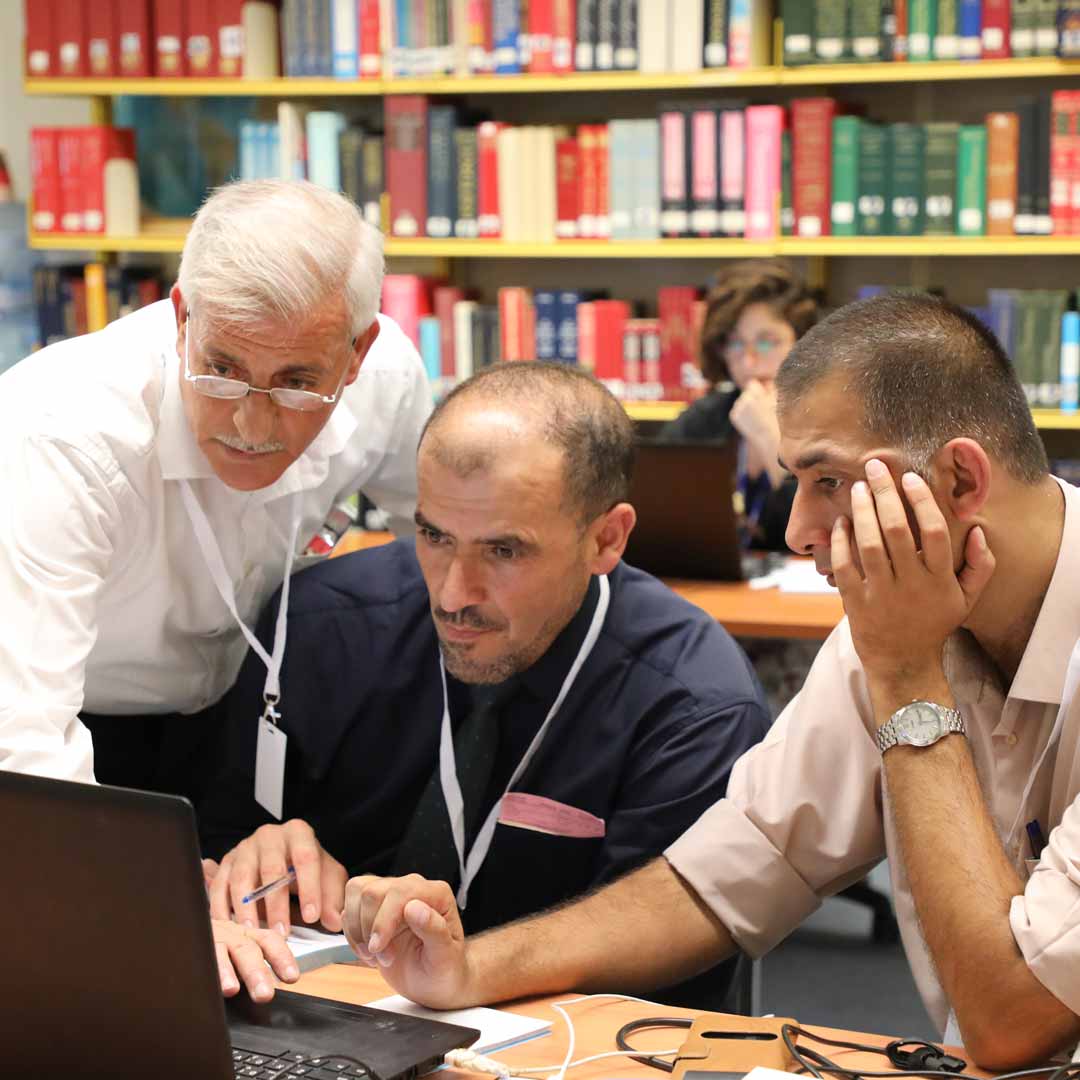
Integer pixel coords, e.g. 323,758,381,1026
876,700,966,754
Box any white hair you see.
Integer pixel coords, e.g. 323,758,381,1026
176,179,384,339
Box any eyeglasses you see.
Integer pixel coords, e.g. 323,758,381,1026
724,334,784,360
182,310,343,413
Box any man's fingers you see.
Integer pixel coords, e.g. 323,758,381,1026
228,846,264,928
257,832,295,934
830,515,860,595
958,525,996,608
203,858,220,889
401,897,461,966
864,460,918,571
284,819,325,925
848,480,891,580
319,858,348,932
901,472,953,577
215,941,240,996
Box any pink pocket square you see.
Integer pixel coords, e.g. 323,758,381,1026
498,793,606,838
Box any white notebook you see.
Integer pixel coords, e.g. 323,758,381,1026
367,995,552,1054
285,928,356,973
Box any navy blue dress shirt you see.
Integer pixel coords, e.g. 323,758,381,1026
199,539,770,940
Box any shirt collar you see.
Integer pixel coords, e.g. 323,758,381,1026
1007,476,1080,705
516,573,604,703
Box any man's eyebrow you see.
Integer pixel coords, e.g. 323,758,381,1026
779,448,842,472
203,348,330,376
414,510,444,534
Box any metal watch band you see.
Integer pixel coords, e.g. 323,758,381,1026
876,703,966,754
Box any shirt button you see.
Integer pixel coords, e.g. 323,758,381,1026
1006,732,1018,747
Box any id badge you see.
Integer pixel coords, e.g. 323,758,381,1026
255,716,288,820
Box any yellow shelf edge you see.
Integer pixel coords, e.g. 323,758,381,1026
1032,409,1080,430
624,401,689,421
778,236,1080,256
25,58,1080,99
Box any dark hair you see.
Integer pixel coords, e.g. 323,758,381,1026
420,362,635,524
699,259,820,385
776,292,1048,484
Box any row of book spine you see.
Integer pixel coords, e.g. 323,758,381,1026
33,264,165,349
29,127,140,237
382,274,708,398
781,0,1080,64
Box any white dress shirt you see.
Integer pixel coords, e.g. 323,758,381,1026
0,300,432,783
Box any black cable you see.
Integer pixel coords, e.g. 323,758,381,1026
615,1016,693,1073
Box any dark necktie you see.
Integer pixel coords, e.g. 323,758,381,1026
391,679,516,889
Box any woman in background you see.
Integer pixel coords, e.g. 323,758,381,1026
661,260,819,551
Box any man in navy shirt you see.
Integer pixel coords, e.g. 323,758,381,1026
203,361,769,1005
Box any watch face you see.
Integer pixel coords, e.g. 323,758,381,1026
897,703,945,746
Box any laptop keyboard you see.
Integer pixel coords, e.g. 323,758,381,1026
232,1047,370,1079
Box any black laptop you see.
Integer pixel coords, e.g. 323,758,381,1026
2,770,479,1079
623,439,783,581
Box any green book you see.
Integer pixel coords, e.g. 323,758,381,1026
1035,0,1060,56
850,0,882,60
890,123,926,236
1011,0,1037,57
857,122,890,235
1012,290,1042,406
956,125,987,237
781,131,795,236
924,122,959,236
831,115,861,237
933,0,958,58
814,0,851,61
1036,291,1069,407
781,0,815,65
907,0,938,60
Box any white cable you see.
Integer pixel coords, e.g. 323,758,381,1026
444,993,682,1080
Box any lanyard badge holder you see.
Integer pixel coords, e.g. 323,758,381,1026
180,481,301,820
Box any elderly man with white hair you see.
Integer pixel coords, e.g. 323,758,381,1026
0,179,431,800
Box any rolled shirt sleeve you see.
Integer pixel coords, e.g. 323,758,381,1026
665,619,887,957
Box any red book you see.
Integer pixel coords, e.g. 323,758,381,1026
87,2,116,76
1051,90,1072,236
658,286,699,398
498,287,533,362
689,106,719,238
385,97,429,238
186,0,216,75
116,0,153,77
622,320,643,392
30,129,61,234
153,0,188,76
552,0,575,71
57,128,86,233
577,125,600,239
477,120,504,237
433,285,465,378
745,104,784,241
25,0,54,77
81,127,136,234
555,136,579,239
577,302,597,373
791,98,836,239
592,300,630,383
359,0,381,76
594,125,610,239
216,0,245,76
659,107,689,239
981,0,1011,60
893,0,908,60
381,275,433,349
1070,91,1080,237
54,0,87,77
528,0,555,72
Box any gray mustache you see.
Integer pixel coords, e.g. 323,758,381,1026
435,609,503,632
215,434,286,454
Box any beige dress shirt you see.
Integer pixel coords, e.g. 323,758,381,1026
667,476,1080,1033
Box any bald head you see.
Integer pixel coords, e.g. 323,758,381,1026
419,362,635,525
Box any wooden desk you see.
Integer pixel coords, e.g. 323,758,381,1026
288,964,972,1080
332,531,844,642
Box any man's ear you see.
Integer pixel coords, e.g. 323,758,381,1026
170,284,187,354
345,320,380,386
588,502,637,575
932,437,992,522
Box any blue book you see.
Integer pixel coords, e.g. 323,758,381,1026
958,0,981,57
555,291,581,364
633,118,660,240
427,106,458,239
987,288,1019,361
282,0,304,75
534,291,558,361
393,0,413,75
608,121,635,241
306,111,347,190
419,316,442,387
493,0,522,73
316,0,334,75
239,121,259,180
332,0,360,76
256,122,278,179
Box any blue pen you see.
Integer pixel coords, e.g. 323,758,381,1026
241,867,296,905
1026,820,1047,860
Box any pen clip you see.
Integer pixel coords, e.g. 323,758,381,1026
262,692,281,727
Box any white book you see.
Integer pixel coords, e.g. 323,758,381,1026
278,102,311,181
638,0,669,72
368,995,551,1055
497,127,524,242
332,0,359,77
242,1,281,77
454,300,479,382
669,0,702,71
533,126,558,243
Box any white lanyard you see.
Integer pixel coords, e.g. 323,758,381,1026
1006,635,1080,851
439,574,611,910
179,480,301,716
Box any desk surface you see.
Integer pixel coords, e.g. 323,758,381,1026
333,531,844,641
287,964,971,1080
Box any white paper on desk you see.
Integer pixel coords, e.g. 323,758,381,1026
367,994,552,1054
285,927,356,973
748,558,838,595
